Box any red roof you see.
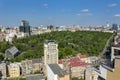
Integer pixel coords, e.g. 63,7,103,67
58,60,62,64
80,54,88,58
68,57,88,67
70,61,88,67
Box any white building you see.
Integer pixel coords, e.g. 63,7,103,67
44,40,58,65
85,67,98,80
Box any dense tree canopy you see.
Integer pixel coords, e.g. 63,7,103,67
0,31,112,62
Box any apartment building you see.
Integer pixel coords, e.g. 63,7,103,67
44,40,58,65
8,63,20,78
21,60,33,76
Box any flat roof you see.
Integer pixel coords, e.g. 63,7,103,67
115,56,120,59
48,64,68,77
44,40,57,44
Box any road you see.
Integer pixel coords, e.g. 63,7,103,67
98,33,115,62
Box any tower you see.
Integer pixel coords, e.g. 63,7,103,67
112,23,118,31
44,40,58,65
19,20,31,36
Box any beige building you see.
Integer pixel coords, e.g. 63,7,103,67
44,40,58,65
106,56,120,80
32,59,42,74
70,57,88,79
95,56,120,80
94,46,120,80
8,63,20,78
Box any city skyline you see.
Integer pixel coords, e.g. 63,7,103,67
0,0,120,26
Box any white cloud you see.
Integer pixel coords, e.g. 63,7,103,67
81,9,89,12
114,14,120,17
109,3,117,7
76,13,93,16
43,3,48,8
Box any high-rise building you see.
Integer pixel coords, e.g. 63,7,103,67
19,20,31,36
47,25,54,30
44,40,58,65
112,24,118,31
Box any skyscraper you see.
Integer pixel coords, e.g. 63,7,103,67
19,20,31,36
44,40,58,65
112,24,118,31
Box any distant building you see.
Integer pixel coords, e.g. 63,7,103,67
0,63,6,79
19,20,31,36
5,46,20,59
8,63,20,78
44,40,58,65
0,32,6,42
47,64,70,80
112,24,118,31
47,25,54,30
21,60,33,76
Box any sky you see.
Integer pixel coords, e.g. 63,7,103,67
0,0,120,27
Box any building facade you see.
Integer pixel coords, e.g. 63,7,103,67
44,40,58,65
106,56,120,80
0,63,6,79
32,59,42,74
8,63,20,78
21,60,33,76
85,67,98,80
94,46,120,80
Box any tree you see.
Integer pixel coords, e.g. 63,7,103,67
0,31,113,62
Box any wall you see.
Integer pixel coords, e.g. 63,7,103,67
107,68,120,80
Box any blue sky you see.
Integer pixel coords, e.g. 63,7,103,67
0,0,120,26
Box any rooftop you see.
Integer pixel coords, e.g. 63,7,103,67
6,46,19,56
32,59,42,64
0,63,6,69
115,56,120,59
9,63,19,68
44,40,57,44
48,64,68,77
68,57,88,67
58,60,62,64
26,74,45,80
80,54,88,58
